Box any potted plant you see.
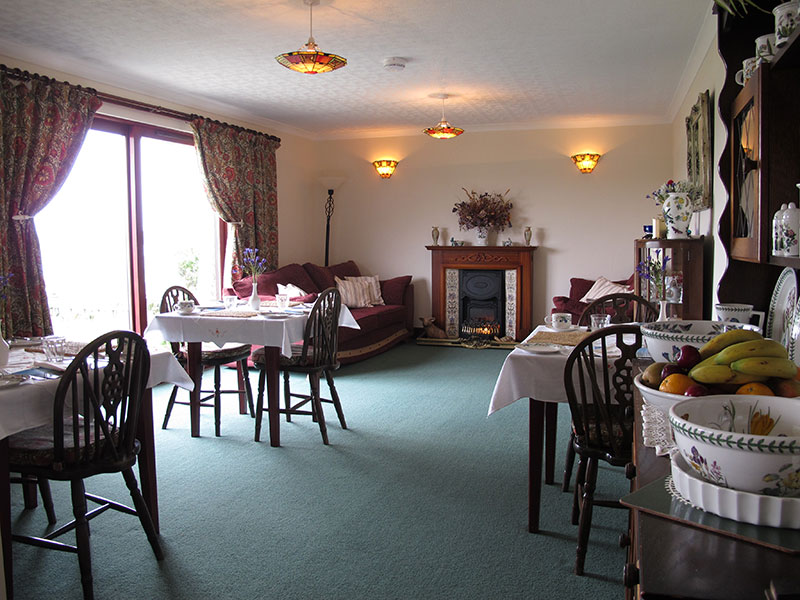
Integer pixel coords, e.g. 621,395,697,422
452,189,513,246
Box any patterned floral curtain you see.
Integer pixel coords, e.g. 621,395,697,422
190,117,281,280
0,68,102,337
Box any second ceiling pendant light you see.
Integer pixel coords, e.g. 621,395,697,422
275,0,346,74
423,94,464,139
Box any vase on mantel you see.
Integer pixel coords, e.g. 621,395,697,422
0,318,9,368
475,227,489,246
248,281,261,311
662,193,692,239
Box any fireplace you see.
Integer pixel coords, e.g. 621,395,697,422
427,245,536,342
460,270,504,338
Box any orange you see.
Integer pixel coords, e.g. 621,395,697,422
735,382,774,396
658,373,694,395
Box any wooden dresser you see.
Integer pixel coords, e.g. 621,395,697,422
624,395,800,599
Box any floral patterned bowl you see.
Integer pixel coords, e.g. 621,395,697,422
641,320,760,363
669,395,800,497
633,373,686,414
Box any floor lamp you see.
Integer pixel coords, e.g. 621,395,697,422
324,188,334,267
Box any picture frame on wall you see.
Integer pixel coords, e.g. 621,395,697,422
686,90,713,210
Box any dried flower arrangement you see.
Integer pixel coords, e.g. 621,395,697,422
453,189,513,232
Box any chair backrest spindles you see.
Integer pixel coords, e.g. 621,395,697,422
300,287,342,369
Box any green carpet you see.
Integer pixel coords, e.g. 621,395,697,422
10,343,629,599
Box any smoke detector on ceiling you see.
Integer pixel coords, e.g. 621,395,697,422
383,57,407,72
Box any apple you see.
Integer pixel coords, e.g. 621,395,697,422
771,379,800,397
661,363,685,381
684,383,710,397
675,345,702,370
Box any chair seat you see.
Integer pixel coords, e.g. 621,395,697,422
8,418,130,469
251,343,316,368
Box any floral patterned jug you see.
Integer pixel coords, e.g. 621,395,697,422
662,193,692,239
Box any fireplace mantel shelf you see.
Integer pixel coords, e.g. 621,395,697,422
427,245,536,341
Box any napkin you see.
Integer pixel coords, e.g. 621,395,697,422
528,330,591,346
33,359,68,372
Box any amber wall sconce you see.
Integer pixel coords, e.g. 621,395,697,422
373,159,399,179
570,153,601,173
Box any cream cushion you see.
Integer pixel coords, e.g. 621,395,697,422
344,275,384,306
277,283,308,298
579,276,633,303
335,276,376,308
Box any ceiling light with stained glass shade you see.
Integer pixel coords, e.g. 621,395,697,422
275,0,347,75
423,94,464,139
571,153,601,173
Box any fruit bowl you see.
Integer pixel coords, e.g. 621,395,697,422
634,373,687,413
641,320,760,362
669,395,800,497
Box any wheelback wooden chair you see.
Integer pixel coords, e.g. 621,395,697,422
159,285,254,436
8,331,163,599
563,324,642,575
252,287,346,445
561,292,657,492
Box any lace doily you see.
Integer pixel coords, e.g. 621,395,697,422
641,403,677,456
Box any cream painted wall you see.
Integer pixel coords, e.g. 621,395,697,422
668,20,727,309
314,126,673,324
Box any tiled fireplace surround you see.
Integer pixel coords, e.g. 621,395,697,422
427,246,536,341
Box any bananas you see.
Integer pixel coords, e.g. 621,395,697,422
698,328,763,359
730,357,798,379
690,364,768,385
713,339,789,365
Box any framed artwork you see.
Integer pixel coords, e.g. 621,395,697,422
686,90,713,210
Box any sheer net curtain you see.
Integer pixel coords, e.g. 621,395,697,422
190,117,281,285
0,69,101,337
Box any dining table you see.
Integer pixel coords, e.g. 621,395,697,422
0,344,194,600
488,324,593,533
144,303,359,446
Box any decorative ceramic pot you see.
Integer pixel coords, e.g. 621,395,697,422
248,281,261,311
523,226,532,246
774,1,799,47
662,193,692,239
781,202,799,257
475,227,489,246
0,319,9,368
431,226,440,246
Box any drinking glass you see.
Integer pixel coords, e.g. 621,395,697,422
275,294,290,311
223,295,237,309
43,335,66,362
589,314,611,331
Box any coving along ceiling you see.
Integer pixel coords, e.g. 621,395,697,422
0,0,712,139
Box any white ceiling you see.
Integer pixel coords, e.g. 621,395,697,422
0,0,713,139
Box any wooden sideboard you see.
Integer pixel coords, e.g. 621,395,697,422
624,395,800,599
426,245,535,341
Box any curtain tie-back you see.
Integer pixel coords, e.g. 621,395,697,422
11,214,33,221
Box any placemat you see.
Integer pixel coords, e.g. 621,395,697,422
197,309,258,318
528,330,590,346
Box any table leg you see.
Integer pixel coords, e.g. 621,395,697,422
1,438,12,599
528,398,544,533
136,388,159,534
187,342,202,437
544,403,558,485
263,347,280,447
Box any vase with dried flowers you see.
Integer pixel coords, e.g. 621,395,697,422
636,249,671,320
238,248,268,311
0,272,12,367
453,189,513,246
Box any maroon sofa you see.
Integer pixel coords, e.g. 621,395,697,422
551,274,635,324
227,260,414,365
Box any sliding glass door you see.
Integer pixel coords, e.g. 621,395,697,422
36,118,220,341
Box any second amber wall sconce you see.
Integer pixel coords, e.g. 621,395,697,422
570,153,601,174
373,159,399,179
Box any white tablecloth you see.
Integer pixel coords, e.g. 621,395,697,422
0,348,193,440
488,326,577,416
144,307,359,357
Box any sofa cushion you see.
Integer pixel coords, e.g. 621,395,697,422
232,263,319,299
344,275,384,306
579,276,633,303
380,276,411,306
569,277,596,302
336,276,376,308
277,283,309,299
303,260,361,291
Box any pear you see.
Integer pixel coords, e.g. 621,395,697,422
641,362,667,389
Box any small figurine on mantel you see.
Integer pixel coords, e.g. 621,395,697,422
502,238,513,246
